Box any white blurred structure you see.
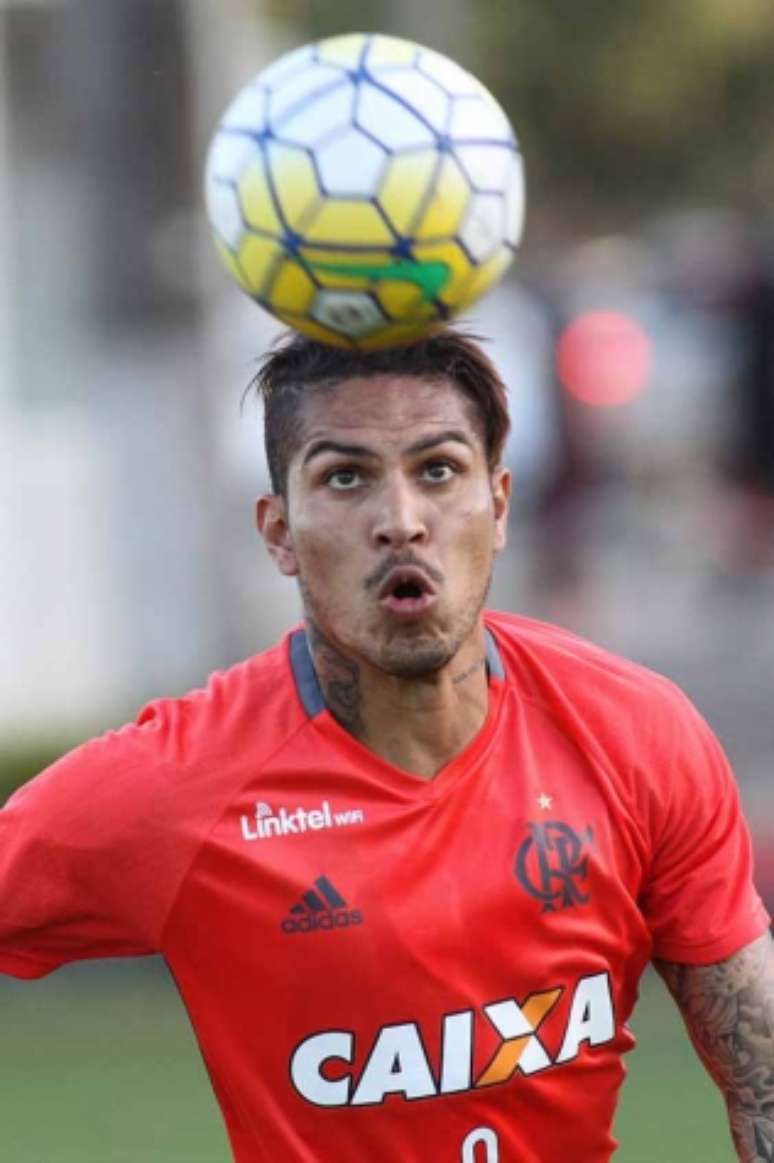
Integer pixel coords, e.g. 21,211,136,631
0,1,297,739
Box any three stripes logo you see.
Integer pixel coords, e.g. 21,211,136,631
281,876,363,935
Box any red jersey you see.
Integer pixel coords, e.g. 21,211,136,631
0,612,768,1162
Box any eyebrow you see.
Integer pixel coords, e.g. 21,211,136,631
406,429,474,456
302,429,474,467
302,440,379,466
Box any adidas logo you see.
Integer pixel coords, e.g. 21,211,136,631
281,876,363,935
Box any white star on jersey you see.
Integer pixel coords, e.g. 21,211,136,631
537,793,553,810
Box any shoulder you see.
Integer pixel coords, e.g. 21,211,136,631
7,630,309,831
484,609,722,797
129,629,307,770
485,608,684,717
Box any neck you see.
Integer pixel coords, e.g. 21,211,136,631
306,621,490,779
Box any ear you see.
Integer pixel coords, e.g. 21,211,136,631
491,466,511,553
256,494,299,577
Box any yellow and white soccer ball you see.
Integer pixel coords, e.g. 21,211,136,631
205,33,525,349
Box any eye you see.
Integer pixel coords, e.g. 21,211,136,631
422,460,457,483
325,467,362,491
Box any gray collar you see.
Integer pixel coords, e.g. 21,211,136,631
290,625,504,719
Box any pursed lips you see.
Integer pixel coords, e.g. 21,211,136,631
365,555,445,599
377,566,437,601
368,559,444,619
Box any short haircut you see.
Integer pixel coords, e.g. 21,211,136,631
253,328,511,497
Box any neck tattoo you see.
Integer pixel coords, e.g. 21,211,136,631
306,620,364,736
451,657,487,685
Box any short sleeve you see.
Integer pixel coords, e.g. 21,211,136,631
0,704,191,978
640,689,770,964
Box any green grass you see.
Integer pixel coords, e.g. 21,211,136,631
0,961,731,1161
616,970,732,1160
1,960,230,1163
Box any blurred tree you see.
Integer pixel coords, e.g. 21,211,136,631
261,0,774,229
475,0,774,227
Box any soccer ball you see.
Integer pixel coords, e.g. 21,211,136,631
205,33,525,349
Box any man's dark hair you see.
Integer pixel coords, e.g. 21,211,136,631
253,328,511,496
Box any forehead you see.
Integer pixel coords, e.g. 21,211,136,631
295,374,484,451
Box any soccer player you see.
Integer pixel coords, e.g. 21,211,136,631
0,330,772,1161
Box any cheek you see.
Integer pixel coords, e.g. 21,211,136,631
444,503,498,589
455,487,497,547
294,527,337,573
290,516,357,602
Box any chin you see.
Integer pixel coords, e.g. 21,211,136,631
373,634,458,678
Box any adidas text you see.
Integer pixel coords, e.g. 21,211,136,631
282,909,363,934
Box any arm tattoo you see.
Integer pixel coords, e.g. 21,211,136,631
305,619,364,737
655,931,774,1161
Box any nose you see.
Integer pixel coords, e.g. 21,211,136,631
370,476,429,549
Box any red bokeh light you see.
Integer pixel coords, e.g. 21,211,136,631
556,311,652,407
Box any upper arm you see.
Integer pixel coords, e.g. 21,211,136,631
0,712,188,977
655,931,774,1161
639,688,769,963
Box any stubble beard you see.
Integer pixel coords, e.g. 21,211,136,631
298,566,493,680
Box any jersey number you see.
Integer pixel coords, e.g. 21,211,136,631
460,1126,499,1162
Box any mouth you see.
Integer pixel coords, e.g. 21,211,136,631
377,566,438,620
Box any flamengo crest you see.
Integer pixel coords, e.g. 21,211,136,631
514,820,594,912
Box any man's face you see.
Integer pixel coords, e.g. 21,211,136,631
258,374,510,678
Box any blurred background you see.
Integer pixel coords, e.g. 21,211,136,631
1,0,772,1158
